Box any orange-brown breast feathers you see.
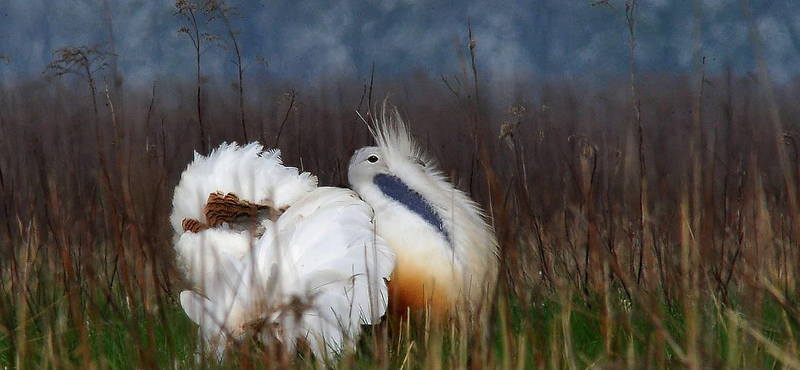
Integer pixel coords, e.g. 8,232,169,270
386,253,459,321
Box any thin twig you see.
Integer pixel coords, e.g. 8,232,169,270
274,88,297,148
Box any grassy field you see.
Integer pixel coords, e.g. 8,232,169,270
1,51,800,368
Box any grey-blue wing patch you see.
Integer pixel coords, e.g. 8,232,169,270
373,174,451,245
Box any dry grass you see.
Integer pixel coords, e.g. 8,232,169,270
0,65,799,368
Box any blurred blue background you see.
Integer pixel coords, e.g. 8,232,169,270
1,0,797,89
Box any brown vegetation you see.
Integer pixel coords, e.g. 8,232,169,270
0,66,799,367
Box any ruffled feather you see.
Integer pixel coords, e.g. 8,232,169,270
171,143,394,361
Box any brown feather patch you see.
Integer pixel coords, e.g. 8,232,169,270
182,192,283,234
182,218,209,233
204,192,276,227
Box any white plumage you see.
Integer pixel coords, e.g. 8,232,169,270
348,110,498,325
171,143,394,360
171,109,498,360
170,142,316,238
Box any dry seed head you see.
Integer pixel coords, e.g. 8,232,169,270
510,102,527,117
499,122,514,140
782,131,794,145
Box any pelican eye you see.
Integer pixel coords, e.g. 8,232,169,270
367,154,379,163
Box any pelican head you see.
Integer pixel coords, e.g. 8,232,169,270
348,109,498,324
